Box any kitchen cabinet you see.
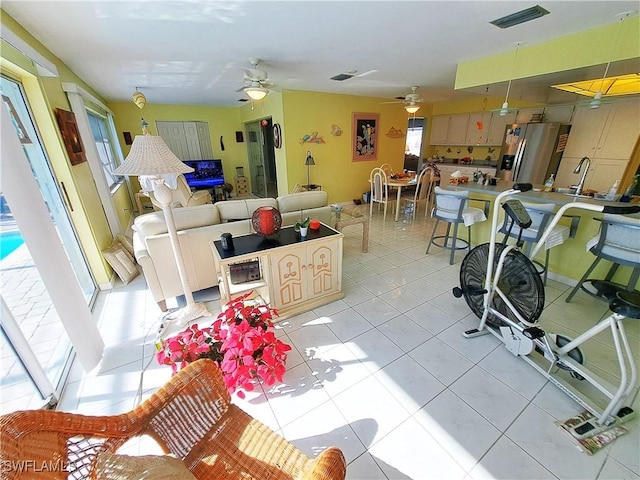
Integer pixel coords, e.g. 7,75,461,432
563,100,639,161
269,239,341,311
447,114,470,145
486,111,516,145
516,108,544,124
555,157,628,193
542,104,574,123
213,226,343,320
430,115,451,145
465,113,492,145
556,99,640,191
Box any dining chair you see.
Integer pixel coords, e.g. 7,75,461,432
566,213,640,303
380,163,394,177
426,186,489,265
401,166,435,220
369,167,394,221
499,201,578,285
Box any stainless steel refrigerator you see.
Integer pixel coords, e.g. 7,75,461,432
496,122,571,184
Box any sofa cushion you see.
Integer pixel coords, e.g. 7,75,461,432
277,191,328,213
95,452,196,479
134,204,220,240
216,198,277,222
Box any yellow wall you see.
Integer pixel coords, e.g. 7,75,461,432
1,10,117,286
456,16,640,89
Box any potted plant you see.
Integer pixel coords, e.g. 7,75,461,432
156,292,291,398
294,216,310,237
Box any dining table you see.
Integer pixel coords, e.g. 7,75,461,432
385,175,417,221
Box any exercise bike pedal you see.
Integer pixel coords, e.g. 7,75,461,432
523,326,545,339
463,328,490,338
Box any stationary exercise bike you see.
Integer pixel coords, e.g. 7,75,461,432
453,183,640,439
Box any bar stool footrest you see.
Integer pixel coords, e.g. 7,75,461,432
581,280,632,303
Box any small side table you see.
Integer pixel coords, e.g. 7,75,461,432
301,184,322,191
135,191,154,215
333,204,369,253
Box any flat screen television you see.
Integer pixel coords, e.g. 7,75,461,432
183,159,225,190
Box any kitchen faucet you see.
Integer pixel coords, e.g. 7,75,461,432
571,156,591,196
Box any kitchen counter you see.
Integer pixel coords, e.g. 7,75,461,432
440,181,639,286
430,159,498,168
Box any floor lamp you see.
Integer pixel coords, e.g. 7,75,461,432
113,132,210,326
305,150,315,187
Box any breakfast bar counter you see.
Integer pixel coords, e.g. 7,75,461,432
443,182,639,286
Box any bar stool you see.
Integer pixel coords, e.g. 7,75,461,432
426,186,489,265
499,201,579,285
566,213,640,303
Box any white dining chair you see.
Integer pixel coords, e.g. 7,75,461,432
369,167,394,221
401,167,435,220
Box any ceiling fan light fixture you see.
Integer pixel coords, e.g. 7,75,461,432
245,87,269,101
405,104,420,114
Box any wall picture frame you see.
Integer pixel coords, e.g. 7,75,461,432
54,108,87,166
352,112,378,162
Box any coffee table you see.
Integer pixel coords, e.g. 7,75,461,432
332,204,370,253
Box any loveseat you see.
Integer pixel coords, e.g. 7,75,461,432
133,191,333,311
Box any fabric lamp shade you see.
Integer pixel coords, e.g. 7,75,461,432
113,135,193,176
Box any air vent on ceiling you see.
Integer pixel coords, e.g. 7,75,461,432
330,73,355,81
490,5,550,29
238,98,249,102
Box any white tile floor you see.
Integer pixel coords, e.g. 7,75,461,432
61,205,640,480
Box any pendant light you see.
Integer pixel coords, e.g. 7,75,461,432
500,42,523,116
591,12,630,109
132,88,146,109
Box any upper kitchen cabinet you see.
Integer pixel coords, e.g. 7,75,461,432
486,111,517,145
542,105,574,124
447,114,470,145
430,115,450,145
465,113,491,145
563,99,639,161
516,108,544,124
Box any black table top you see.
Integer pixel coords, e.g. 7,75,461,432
213,224,339,259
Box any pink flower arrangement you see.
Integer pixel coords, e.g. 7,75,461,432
156,293,291,398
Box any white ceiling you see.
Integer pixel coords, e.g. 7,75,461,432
3,1,638,107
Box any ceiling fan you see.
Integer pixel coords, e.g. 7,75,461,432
382,86,425,113
236,58,274,101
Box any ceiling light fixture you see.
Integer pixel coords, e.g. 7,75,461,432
500,42,523,116
132,88,146,109
245,87,268,101
490,5,550,29
405,104,420,114
591,12,631,109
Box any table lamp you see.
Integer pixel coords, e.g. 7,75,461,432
113,121,210,325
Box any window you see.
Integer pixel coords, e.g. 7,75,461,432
87,111,120,190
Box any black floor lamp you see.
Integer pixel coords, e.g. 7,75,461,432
305,150,315,187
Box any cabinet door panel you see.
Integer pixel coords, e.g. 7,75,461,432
597,100,640,160
447,115,469,145
309,244,338,296
487,112,516,145
430,116,449,145
516,108,544,124
562,104,609,158
466,113,491,145
271,250,305,308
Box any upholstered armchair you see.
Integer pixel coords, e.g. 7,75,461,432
0,359,347,480
148,174,212,210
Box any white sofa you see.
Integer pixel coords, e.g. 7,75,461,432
133,191,333,311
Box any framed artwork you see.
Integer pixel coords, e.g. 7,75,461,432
54,108,87,166
352,112,378,161
2,95,32,144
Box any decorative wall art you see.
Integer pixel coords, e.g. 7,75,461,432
273,123,282,148
54,108,87,165
299,132,325,144
385,127,405,138
2,95,32,144
330,124,343,136
352,113,378,161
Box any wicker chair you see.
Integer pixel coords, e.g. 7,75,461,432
0,359,347,480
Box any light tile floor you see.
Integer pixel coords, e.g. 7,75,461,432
61,205,640,480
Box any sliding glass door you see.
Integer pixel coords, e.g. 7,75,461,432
1,75,96,411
